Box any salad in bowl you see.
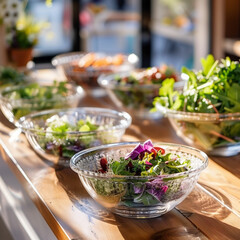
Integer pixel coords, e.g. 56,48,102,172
0,80,83,124
52,52,138,89
17,107,132,166
98,65,183,119
153,55,240,156
70,139,208,218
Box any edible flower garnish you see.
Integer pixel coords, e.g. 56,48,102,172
99,139,191,176
125,139,156,160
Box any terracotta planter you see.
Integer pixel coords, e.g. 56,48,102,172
10,48,33,67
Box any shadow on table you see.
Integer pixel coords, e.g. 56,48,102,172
177,183,233,220
55,166,118,225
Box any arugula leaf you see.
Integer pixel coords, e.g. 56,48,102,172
110,158,135,176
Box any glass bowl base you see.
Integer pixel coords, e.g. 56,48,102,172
111,204,173,219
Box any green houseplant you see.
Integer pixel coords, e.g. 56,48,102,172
8,13,49,67
0,0,50,67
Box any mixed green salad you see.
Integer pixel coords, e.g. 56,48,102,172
152,55,240,150
112,65,178,112
115,65,177,85
1,81,71,120
91,140,193,206
35,115,115,161
0,67,26,87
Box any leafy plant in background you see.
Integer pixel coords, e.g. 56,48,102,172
152,54,240,148
0,0,50,49
8,13,49,48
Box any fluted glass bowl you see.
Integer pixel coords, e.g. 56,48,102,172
156,103,240,156
70,142,208,218
52,52,138,90
0,80,84,124
17,107,132,166
98,71,184,119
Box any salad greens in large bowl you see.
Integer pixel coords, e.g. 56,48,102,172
152,55,240,156
17,107,132,166
0,80,84,124
70,139,208,218
98,66,184,119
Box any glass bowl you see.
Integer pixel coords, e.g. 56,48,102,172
70,142,208,218
52,52,138,90
98,71,184,119
156,103,240,156
17,107,132,166
0,80,84,124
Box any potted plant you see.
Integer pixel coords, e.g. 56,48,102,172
0,0,22,66
7,13,49,67
0,0,50,67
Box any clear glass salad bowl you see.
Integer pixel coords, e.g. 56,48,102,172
156,103,240,157
70,142,208,218
16,107,132,166
98,71,184,119
0,80,84,125
52,52,138,90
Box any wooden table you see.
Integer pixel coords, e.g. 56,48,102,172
0,72,240,240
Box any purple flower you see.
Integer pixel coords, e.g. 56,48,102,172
143,139,154,151
145,161,152,166
125,139,154,160
145,178,168,201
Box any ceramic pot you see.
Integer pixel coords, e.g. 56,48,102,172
10,48,33,67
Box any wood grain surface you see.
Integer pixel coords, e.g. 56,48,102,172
0,71,240,240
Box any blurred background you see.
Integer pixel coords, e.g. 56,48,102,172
24,0,238,71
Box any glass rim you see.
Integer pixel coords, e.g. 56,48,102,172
156,103,240,121
16,107,132,134
70,141,208,180
51,51,137,66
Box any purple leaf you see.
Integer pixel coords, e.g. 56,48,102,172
46,142,55,150
133,185,144,194
146,178,168,201
146,187,168,201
